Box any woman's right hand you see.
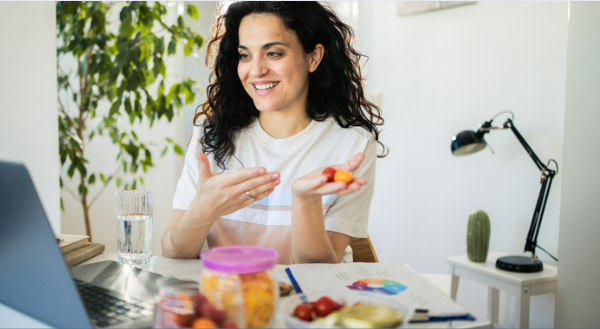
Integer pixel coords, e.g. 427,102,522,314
162,152,279,258
190,152,280,222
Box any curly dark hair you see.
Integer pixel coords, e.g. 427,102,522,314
196,1,387,170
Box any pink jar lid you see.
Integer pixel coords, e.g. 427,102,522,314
201,245,279,274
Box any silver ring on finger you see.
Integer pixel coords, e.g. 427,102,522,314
245,190,255,201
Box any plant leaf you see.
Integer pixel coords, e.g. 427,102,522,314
173,144,184,156
187,5,199,21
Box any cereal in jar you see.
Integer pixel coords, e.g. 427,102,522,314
201,245,279,328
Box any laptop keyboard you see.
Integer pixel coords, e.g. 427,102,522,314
74,278,154,328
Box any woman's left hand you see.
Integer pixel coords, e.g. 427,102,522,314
291,152,368,201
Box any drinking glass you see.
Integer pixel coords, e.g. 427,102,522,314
115,189,153,266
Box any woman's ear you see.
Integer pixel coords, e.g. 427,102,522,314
308,44,325,73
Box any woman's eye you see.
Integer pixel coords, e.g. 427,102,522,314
239,53,249,60
267,52,282,58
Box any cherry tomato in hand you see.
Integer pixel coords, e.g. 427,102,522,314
293,303,314,322
333,170,352,184
314,296,336,317
322,167,336,182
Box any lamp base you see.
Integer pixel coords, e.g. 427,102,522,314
496,255,543,273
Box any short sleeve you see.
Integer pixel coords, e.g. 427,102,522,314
323,135,377,238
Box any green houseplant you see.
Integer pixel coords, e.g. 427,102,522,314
56,1,204,240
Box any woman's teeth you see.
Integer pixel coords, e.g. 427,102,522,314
255,82,278,90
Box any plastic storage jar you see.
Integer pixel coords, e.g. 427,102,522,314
201,245,279,328
154,277,243,328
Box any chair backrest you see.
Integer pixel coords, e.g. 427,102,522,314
350,235,378,263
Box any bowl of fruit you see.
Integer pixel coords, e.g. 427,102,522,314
281,290,411,328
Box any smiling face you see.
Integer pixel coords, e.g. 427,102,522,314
237,13,323,118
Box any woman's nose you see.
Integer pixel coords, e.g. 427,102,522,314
250,58,268,77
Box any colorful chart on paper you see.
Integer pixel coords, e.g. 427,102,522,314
347,278,407,295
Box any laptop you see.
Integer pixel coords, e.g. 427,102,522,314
0,160,167,328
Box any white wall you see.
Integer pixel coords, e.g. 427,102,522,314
556,2,600,327
363,0,566,273
355,2,567,327
0,2,60,232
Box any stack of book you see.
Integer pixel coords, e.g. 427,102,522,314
56,234,105,266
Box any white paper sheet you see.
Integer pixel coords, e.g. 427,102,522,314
286,263,470,317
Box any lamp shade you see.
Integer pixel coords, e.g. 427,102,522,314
451,130,487,156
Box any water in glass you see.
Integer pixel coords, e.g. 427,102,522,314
117,214,152,266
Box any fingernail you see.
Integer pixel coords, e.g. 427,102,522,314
271,173,279,179
257,168,266,174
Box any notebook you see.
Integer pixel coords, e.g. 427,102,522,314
0,160,166,328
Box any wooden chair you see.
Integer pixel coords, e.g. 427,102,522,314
350,235,378,263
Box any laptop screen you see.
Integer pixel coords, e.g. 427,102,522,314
0,160,91,328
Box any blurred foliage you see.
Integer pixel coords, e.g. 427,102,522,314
56,1,203,239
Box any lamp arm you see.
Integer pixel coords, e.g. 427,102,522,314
502,118,557,257
504,118,547,171
524,171,555,256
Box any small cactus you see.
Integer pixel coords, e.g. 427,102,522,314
467,210,491,262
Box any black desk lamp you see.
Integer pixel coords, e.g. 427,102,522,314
451,111,558,273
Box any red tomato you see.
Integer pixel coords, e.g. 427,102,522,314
221,320,239,328
191,293,208,314
314,296,336,317
199,303,225,326
293,303,314,322
322,167,336,182
332,300,344,311
333,170,352,184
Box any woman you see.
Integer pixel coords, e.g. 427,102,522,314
161,1,387,264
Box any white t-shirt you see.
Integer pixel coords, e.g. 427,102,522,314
172,116,377,264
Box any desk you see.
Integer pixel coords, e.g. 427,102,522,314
1,253,471,328
84,254,463,328
447,251,557,328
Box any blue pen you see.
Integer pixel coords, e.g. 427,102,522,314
285,267,308,304
409,309,476,323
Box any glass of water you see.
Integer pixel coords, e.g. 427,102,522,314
115,190,153,267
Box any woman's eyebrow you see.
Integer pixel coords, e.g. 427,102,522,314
238,42,288,50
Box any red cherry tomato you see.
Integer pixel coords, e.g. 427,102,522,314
314,296,336,317
322,167,336,182
293,303,314,322
199,303,226,325
333,170,352,184
221,320,239,328
332,300,344,311
191,293,208,314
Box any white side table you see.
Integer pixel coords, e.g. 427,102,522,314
447,251,557,328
